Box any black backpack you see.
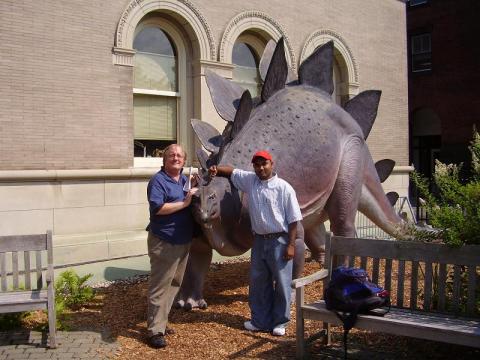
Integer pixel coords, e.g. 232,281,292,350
324,266,390,359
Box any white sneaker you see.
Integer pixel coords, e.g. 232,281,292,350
272,326,286,336
244,320,260,331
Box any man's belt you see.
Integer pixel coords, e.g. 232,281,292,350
254,232,286,240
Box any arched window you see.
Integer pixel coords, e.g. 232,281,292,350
232,42,261,97
332,61,342,105
133,27,178,158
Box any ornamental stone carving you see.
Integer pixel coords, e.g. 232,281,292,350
301,29,359,86
219,11,296,73
114,0,216,65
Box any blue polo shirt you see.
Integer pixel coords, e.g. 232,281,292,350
146,168,193,245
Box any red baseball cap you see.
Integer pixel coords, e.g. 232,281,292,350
251,150,273,163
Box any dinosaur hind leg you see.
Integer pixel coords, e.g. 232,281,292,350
325,138,365,266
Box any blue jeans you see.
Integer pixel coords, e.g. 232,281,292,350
249,234,293,330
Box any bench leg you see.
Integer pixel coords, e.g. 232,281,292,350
322,322,331,345
47,284,57,349
295,287,306,359
296,311,306,359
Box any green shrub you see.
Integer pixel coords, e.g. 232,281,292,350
411,129,480,246
55,269,95,311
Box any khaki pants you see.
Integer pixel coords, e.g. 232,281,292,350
147,231,190,336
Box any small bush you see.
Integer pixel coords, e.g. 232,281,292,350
55,269,95,311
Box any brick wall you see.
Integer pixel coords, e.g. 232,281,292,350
408,0,480,165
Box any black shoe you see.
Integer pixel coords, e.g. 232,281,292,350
165,327,175,335
148,334,167,348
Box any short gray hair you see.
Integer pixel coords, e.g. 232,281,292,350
162,144,187,163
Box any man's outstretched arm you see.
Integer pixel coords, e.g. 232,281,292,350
208,165,234,178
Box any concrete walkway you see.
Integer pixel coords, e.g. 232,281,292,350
0,330,118,359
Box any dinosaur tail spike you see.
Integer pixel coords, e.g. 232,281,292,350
386,191,399,207
375,159,396,183
344,90,382,139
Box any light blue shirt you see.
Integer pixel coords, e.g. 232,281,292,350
231,169,303,235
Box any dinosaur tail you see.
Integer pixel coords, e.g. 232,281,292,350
358,154,407,238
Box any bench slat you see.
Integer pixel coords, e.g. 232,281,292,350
348,255,355,268
411,261,419,310
35,251,42,290
360,256,367,270
0,290,48,304
0,253,6,292
0,235,47,252
372,258,380,285
24,251,31,290
453,265,461,314
438,263,447,312
12,252,19,290
301,301,480,349
384,259,392,292
330,236,480,265
0,290,48,313
397,260,405,308
424,262,433,311
467,265,477,316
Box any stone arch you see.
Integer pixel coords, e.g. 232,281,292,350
300,29,359,98
219,11,296,72
113,0,216,65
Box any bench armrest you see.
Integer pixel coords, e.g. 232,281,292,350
291,269,329,289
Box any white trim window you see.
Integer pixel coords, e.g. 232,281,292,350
133,27,178,159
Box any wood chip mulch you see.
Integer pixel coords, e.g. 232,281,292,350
24,257,480,359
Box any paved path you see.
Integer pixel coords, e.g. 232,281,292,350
0,330,118,359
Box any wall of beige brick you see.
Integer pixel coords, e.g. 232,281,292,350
0,0,408,170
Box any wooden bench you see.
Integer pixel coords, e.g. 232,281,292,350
292,233,480,359
0,231,57,348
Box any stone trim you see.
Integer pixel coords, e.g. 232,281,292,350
114,0,216,64
0,169,157,181
112,47,136,67
392,165,414,174
219,10,296,72
301,29,359,96
0,166,411,182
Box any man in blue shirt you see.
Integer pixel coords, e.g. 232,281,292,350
208,150,302,336
146,144,198,348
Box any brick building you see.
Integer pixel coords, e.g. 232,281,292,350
0,0,409,269
408,0,480,179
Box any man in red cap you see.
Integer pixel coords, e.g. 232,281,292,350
208,150,302,336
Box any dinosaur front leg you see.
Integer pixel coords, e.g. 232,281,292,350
292,222,306,279
175,235,212,310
